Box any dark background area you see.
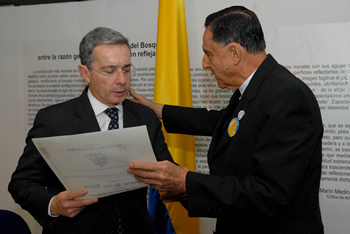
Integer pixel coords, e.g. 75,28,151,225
0,0,85,6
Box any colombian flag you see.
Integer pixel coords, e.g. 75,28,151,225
148,0,200,233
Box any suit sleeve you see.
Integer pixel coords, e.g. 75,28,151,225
162,105,224,136
8,108,62,227
150,113,174,163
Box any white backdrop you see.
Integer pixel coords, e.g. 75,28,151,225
1,0,350,233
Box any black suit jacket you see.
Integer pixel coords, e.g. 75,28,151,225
163,55,324,233
9,87,173,234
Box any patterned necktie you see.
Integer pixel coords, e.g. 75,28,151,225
104,107,119,130
116,211,124,234
104,108,124,233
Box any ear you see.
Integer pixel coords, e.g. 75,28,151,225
228,42,242,66
78,64,91,83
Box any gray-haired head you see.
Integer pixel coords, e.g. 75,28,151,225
79,27,130,66
204,6,266,54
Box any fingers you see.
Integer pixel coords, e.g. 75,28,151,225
129,88,136,97
128,89,139,103
128,161,161,171
50,189,98,218
129,88,137,97
128,161,171,180
128,161,162,188
128,88,148,105
63,189,88,200
128,161,188,193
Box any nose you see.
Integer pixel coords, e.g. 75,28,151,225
202,54,210,69
114,71,127,85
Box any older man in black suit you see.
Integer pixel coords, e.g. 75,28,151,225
9,27,173,233
128,6,324,234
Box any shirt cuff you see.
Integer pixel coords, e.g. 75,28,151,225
48,196,59,217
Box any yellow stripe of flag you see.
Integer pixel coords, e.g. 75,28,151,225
154,0,200,233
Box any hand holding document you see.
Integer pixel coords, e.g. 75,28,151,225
33,125,156,199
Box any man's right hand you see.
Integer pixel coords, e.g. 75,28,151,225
50,189,98,218
129,88,164,119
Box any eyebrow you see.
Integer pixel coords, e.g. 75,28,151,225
100,63,132,70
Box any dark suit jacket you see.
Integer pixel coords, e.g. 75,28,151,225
9,87,173,234
162,55,324,233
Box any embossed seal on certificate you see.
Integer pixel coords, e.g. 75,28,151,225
227,117,240,137
87,153,108,167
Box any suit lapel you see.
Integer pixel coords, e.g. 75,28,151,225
123,99,140,128
75,86,101,133
208,55,278,162
212,99,244,157
208,90,241,159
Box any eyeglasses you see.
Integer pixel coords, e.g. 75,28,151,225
87,64,136,79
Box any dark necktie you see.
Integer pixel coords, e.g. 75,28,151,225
223,89,241,130
104,107,124,233
229,89,241,108
104,107,119,130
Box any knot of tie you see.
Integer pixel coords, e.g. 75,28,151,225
104,107,119,130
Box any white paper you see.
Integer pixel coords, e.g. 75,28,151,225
32,125,156,199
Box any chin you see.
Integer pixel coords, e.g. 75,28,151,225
111,97,126,105
217,83,226,89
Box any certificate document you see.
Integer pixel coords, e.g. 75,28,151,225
32,125,156,199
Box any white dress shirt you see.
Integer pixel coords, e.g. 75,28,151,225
238,70,256,97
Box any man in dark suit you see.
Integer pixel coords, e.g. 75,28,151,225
128,6,324,234
8,27,173,233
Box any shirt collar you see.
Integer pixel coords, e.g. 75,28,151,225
87,88,123,116
239,70,256,96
